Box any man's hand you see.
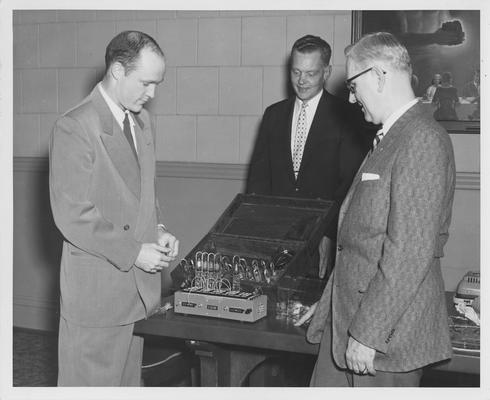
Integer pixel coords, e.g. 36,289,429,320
157,230,179,258
135,243,176,274
294,301,318,326
345,336,376,376
318,236,334,279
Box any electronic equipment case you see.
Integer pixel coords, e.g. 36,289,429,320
171,193,335,305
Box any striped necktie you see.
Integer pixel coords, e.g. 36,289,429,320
372,128,384,151
292,101,308,178
123,110,138,160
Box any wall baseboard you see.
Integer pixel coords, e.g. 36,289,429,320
13,294,59,331
13,157,480,190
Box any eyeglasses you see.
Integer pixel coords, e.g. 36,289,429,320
345,67,386,94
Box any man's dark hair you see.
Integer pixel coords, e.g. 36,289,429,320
105,30,164,75
291,35,332,66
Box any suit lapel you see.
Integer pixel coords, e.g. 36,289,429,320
337,153,367,230
337,101,423,232
298,90,327,174
282,99,296,184
92,88,141,199
132,113,156,239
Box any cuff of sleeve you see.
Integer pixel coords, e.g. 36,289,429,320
349,324,389,354
157,223,168,233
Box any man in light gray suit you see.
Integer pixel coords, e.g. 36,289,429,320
50,31,179,386
296,32,455,387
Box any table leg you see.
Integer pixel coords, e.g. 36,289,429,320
186,340,267,386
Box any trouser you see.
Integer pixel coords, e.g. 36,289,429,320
58,316,143,386
310,323,422,387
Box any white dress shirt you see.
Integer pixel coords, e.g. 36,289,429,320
290,89,323,155
98,82,138,153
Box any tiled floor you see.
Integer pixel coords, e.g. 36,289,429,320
13,328,58,386
12,327,479,387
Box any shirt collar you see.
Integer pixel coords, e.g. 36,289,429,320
295,89,323,110
382,98,418,134
97,82,133,130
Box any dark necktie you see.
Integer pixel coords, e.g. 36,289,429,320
123,111,138,160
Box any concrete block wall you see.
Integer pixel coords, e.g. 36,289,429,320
13,9,352,163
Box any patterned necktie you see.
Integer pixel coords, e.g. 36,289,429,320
372,129,384,152
123,111,138,160
292,101,308,178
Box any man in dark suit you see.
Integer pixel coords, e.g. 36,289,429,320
50,31,179,386
247,35,366,278
297,32,455,387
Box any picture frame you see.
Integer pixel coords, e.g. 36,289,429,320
352,10,480,134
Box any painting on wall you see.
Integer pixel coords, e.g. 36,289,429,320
352,10,480,133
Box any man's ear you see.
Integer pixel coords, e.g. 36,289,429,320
323,64,332,83
110,62,125,81
372,65,386,93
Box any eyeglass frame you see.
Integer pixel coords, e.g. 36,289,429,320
345,66,386,94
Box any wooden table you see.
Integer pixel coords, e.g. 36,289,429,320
134,292,479,386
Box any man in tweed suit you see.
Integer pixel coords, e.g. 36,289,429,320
296,32,455,387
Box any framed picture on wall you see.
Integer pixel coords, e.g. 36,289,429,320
352,10,480,134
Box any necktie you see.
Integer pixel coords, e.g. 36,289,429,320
292,101,308,178
123,111,138,160
372,129,384,152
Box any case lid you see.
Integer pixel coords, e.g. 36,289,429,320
210,193,334,246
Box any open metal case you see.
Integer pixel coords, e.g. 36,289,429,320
171,194,335,322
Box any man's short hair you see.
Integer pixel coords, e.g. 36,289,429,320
345,32,412,77
105,31,164,75
292,35,332,66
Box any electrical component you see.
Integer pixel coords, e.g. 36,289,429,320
174,288,267,322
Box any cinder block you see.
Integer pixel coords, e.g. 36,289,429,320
39,23,77,67
286,15,335,55
157,19,198,67
176,11,220,18
146,67,176,116
57,10,96,22
116,20,157,38
263,66,289,109
332,13,351,65
219,67,262,115
326,64,348,97
14,70,22,114
95,10,135,21
177,67,219,115
307,10,349,15
239,116,261,163
263,10,307,16
78,21,116,67
13,114,40,157
13,24,38,68
40,113,58,157
135,10,176,20
242,17,286,66
17,10,57,24
22,69,57,113
198,18,241,66
218,11,264,17
155,116,196,162
197,116,239,163
59,68,97,113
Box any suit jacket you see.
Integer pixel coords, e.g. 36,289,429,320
49,86,162,327
307,102,455,371
246,90,366,239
